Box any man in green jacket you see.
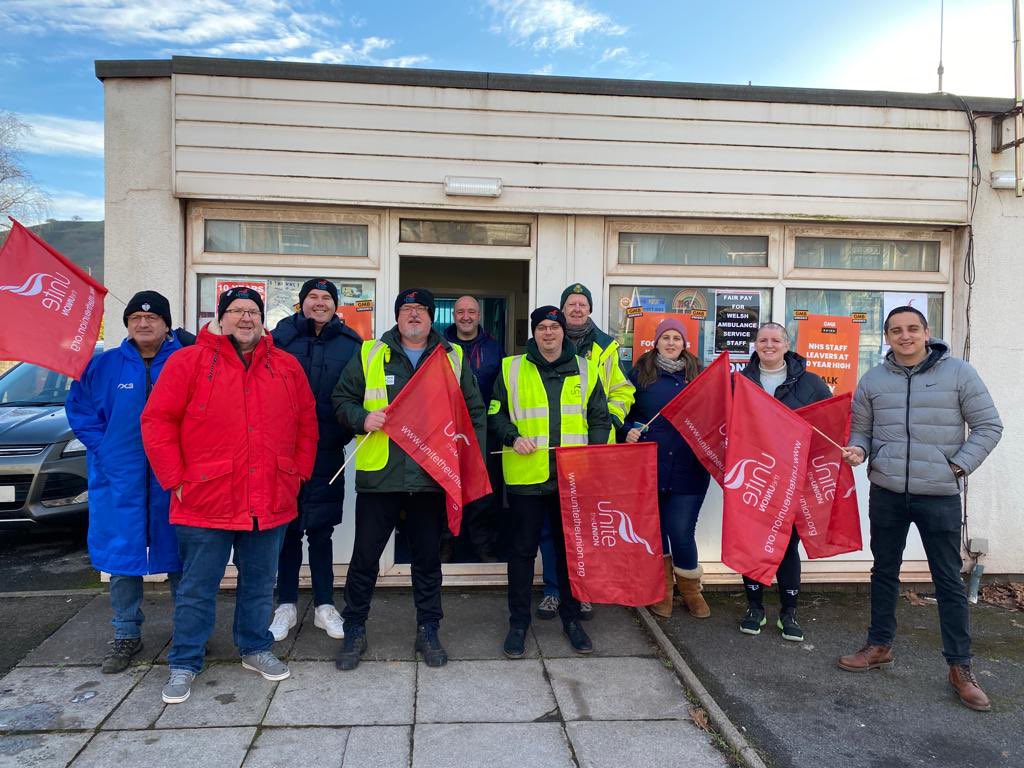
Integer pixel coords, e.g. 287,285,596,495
332,288,486,670
489,306,611,658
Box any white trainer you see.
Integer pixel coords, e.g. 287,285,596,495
314,604,345,639
269,603,297,642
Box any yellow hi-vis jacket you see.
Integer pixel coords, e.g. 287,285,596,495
497,353,599,486
355,340,464,472
579,337,635,439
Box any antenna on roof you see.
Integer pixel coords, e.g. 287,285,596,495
937,0,945,92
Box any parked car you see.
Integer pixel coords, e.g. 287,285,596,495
0,350,101,527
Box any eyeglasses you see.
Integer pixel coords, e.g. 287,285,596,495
127,313,162,324
398,304,426,316
223,308,261,318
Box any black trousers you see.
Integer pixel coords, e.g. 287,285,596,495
506,493,580,629
743,528,801,610
342,492,444,628
866,484,970,665
277,518,336,606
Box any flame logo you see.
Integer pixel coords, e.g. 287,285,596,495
443,421,470,445
0,273,56,297
842,484,856,499
598,501,654,555
723,457,761,490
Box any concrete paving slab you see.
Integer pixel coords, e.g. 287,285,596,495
289,591,416,662
416,659,556,723
436,590,537,660
532,605,658,658
566,720,727,768
101,665,167,730
20,592,173,667
0,732,93,768
412,723,575,768
0,665,144,731
341,725,411,768
1,593,94,676
155,663,277,728
69,726,255,768
158,594,248,663
545,657,690,722
242,726,349,768
264,661,415,726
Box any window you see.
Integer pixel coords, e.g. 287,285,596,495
785,289,944,381
399,219,531,247
795,237,940,272
205,220,368,257
618,233,768,267
197,275,376,339
608,285,773,369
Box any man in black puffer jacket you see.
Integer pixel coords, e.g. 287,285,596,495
268,278,362,642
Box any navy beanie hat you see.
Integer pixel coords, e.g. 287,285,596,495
299,278,339,307
217,287,265,322
394,288,435,320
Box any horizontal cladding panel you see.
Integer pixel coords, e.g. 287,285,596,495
175,172,968,223
175,95,968,155
175,146,967,202
176,121,967,179
174,74,969,132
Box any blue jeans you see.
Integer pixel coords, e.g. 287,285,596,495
109,572,181,640
538,519,560,598
659,493,706,571
168,523,288,673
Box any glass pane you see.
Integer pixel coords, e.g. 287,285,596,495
204,220,369,257
618,233,768,267
785,289,944,382
399,219,531,246
607,285,773,372
795,237,939,271
197,275,376,339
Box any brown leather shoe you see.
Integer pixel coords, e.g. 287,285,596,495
949,664,991,712
837,643,894,672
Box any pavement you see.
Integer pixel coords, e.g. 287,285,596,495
0,588,729,768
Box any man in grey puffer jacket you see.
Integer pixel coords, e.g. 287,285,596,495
838,306,1002,712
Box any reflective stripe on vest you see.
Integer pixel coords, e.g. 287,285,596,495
355,340,464,472
590,339,634,441
501,354,597,486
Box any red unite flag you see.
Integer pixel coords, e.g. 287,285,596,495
794,394,863,558
382,346,491,535
722,374,813,584
555,443,664,606
0,220,106,379
660,351,731,485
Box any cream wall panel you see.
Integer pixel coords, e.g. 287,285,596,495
177,121,967,178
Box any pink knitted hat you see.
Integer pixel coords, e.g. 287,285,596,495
652,316,689,346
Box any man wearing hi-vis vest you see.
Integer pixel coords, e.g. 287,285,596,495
489,306,611,658
331,288,486,671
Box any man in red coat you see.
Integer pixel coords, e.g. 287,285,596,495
142,287,317,705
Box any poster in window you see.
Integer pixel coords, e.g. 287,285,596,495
215,279,268,305
795,314,861,396
337,304,374,340
714,290,760,358
631,312,700,363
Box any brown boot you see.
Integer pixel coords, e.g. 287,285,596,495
648,556,674,618
837,643,894,672
675,566,710,618
949,664,991,712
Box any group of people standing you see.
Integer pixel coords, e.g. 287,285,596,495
66,279,1002,712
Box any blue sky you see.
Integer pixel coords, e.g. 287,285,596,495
0,0,1014,223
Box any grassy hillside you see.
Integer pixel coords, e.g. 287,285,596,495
1,220,104,282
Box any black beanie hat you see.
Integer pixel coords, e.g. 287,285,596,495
560,283,593,311
123,290,172,328
217,286,265,322
299,277,339,307
394,288,435,320
530,305,567,335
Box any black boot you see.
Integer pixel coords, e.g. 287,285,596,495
335,625,367,671
415,623,449,667
503,627,527,659
102,637,143,674
563,621,593,654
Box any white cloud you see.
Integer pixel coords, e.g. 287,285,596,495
19,114,104,157
281,37,429,68
487,0,626,50
530,64,555,75
21,191,105,226
598,46,627,64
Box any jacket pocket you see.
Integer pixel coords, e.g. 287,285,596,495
181,459,234,514
274,454,303,513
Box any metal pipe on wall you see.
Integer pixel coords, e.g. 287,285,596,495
1015,0,1022,196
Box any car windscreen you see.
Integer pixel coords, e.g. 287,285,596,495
0,363,73,406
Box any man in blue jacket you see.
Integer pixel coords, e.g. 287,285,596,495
444,295,505,562
66,291,191,673
268,278,362,642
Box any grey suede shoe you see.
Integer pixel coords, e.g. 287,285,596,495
241,650,290,681
161,669,196,704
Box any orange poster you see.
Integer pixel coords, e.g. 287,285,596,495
215,279,267,304
337,305,373,340
795,314,861,395
632,312,700,363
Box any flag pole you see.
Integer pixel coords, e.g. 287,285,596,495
329,441,363,485
809,424,844,451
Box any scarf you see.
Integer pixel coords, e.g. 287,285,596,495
565,317,595,346
656,354,687,374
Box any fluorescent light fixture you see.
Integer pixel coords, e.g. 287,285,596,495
443,176,503,197
990,170,1019,189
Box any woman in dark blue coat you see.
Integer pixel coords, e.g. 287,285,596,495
268,279,362,642
622,317,711,620
737,322,831,642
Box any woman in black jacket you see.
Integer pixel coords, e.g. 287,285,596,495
738,322,831,642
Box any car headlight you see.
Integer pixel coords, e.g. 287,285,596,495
62,438,87,457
